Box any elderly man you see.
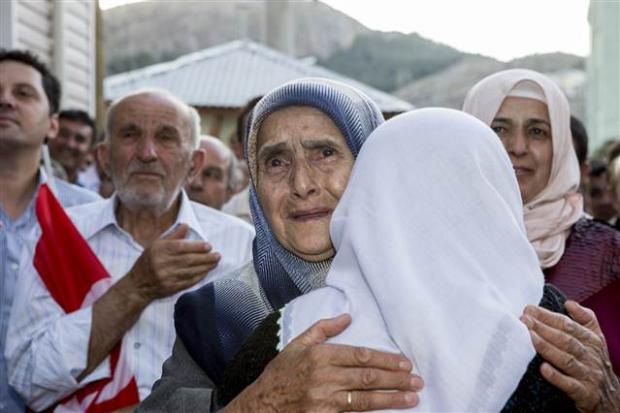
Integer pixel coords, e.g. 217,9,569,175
186,135,241,210
5,89,254,411
0,49,100,412
48,109,96,186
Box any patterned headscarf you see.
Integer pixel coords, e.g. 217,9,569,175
175,78,384,384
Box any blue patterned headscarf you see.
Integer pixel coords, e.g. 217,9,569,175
175,78,384,383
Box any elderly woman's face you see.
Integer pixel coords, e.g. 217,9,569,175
490,97,553,203
256,106,354,262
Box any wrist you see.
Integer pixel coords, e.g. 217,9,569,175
116,272,153,310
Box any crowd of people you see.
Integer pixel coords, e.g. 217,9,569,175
0,47,618,413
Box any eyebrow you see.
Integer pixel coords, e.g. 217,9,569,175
157,125,181,136
300,138,342,150
525,118,551,128
492,117,512,124
258,141,289,162
492,117,551,128
117,123,141,134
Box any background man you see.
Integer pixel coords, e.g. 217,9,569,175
48,109,96,187
186,135,241,210
5,89,254,411
0,49,100,412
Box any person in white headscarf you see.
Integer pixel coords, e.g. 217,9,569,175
463,69,620,411
217,108,578,412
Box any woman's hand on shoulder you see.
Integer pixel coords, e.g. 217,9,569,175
521,301,620,413
223,314,423,412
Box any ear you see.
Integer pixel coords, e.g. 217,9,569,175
97,141,112,178
189,148,206,181
46,114,60,142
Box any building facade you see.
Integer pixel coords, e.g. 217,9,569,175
0,0,97,115
588,0,620,150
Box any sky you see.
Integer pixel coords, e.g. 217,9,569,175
99,0,592,62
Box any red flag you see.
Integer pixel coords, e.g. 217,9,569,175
33,183,140,412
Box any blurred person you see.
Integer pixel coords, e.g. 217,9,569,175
48,109,95,186
464,68,620,408
607,139,620,164
570,115,589,192
222,97,262,224
587,161,618,225
139,79,424,412
0,49,100,412
186,135,241,210
5,89,254,411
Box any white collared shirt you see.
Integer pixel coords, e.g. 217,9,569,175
5,192,254,411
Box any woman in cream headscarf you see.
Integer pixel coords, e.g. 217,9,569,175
463,69,620,402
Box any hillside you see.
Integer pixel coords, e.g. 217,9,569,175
394,52,586,119
103,0,586,119
103,0,368,75
320,31,471,93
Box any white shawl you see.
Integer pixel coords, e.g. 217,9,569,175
279,108,544,412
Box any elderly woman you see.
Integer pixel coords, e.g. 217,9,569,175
463,69,620,410
138,78,423,413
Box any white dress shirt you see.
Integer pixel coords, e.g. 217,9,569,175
5,191,254,411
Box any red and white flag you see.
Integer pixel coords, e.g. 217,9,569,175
33,183,140,412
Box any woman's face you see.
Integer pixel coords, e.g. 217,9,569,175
490,97,553,203
255,106,354,262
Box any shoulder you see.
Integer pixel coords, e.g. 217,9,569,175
570,217,620,246
174,262,271,383
190,201,254,236
55,180,101,207
176,262,266,319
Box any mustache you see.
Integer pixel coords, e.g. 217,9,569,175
127,162,165,176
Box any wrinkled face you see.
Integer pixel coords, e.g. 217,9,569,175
0,61,58,148
49,118,94,176
491,97,553,204
186,140,231,210
102,93,200,212
588,172,617,221
256,106,354,262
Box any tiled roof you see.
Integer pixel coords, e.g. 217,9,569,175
104,40,414,113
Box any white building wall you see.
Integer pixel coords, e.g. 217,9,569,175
0,0,96,115
588,1,620,150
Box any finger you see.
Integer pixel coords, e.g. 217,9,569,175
291,314,352,348
527,328,589,379
338,390,418,411
332,367,424,392
321,344,412,372
169,262,220,280
169,251,221,268
163,223,189,240
165,240,213,255
565,301,604,336
166,266,215,292
523,305,592,343
539,361,588,403
524,314,590,364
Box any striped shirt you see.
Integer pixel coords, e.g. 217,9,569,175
5,191,254,411
0,171,100,413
